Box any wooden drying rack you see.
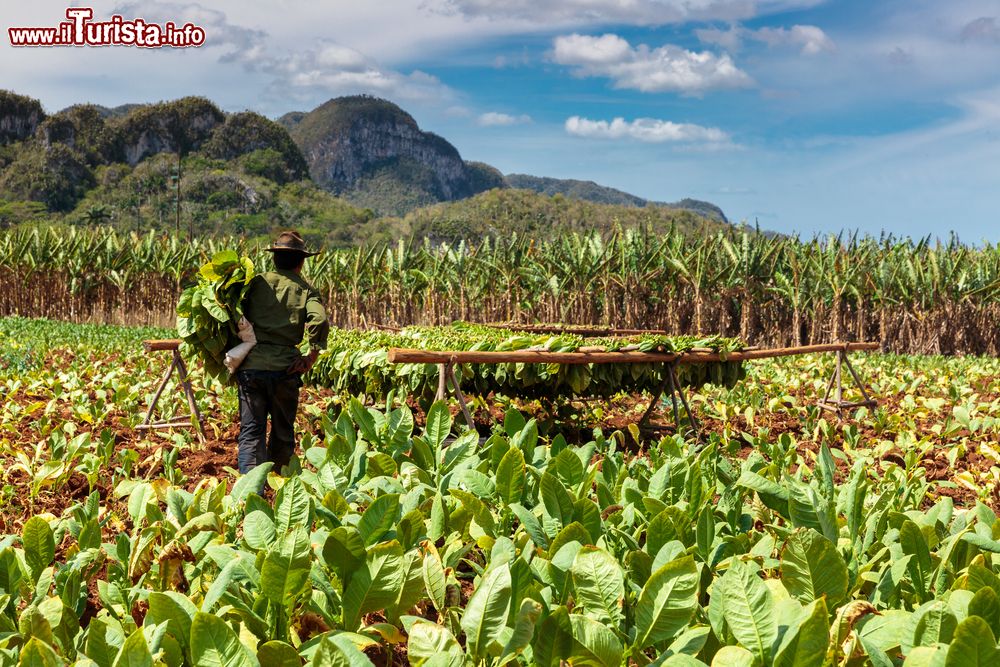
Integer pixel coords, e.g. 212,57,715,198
387,341,880,435
137,339,205,441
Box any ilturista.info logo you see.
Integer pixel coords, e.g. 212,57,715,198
8,8,206,48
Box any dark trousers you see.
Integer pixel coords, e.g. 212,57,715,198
236,369,303,474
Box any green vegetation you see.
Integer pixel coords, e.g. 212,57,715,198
0,143,95,212
402,188,725,242
505,174,729,223
176,251,257,379
3,316,1000,664
0,92,365,241
202,112,309,181
309,323,744,400
0,90,730,238
3,226,1000,356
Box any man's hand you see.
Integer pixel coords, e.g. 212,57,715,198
287,348,319,374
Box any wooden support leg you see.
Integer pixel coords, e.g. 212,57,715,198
175,351,205,442
435,363,447,401
445,362,476,431
818,348,878,416
666,367,681,431
842,353,878,405
639,366,671,426
835,350,844,416
139,354,178,429
668,364,700,439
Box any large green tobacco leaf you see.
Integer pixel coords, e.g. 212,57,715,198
407,621,465,667
190,612,259,667
634,555,699,650
779,528,849,606
423,401,452,452
461,563,513,661
911,601,958,650
273,477,311,535
567,613,625,666
357,494,401,546
772,598,829,667
256,641,301,667
945,616,1000,667
260,528,312,605
710,646,756,666
968,587,1000,638
22,517,54,578
496,447,526,506
571,546,625,627
145,591,197,653
310,635,375,666
712,560,777,664
342,542,407,630
112,628,153,667
499,599,542,664
541,471,575,529
17,637,62,667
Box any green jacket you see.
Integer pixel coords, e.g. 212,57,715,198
241,269,329,371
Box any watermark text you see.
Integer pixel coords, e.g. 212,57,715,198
8,8,206,48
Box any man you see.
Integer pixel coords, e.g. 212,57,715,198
237,230,329,475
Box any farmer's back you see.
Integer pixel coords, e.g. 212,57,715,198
242,269,327,371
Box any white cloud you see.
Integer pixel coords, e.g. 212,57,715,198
693,26,744,52
552,33,752,94
437,0,826,27
552,33,633,65
696,24,834,55
477,112,532,126
114,2,268,66
262,41,452,103
961,17,1000,42
754,25,835,55
565,115,730,144
110,2,455,105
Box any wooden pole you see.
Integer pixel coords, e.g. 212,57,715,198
445,362,475,430
668,364,700,438
140,355,178,428
387,342,880,366
435,363,447,401
143,339,182,352
834,350,843,415
175,352,205,442
639,366,671,426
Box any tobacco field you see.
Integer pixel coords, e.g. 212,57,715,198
3,316,1000,665
6,226,1000,355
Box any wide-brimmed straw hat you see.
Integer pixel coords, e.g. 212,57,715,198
265,230,319,257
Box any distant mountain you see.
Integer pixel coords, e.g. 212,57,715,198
0,90,368,241
0,89,732,244
281,95,503,216
504,173,729,223
402,187,730,244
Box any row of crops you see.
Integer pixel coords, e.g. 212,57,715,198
11,402,1000,667
3,226,1000,354
5,383,1000,665
0,319,1000,667
308,323,746,401
4,316,1000,665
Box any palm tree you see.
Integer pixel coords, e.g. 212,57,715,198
83,205,111,227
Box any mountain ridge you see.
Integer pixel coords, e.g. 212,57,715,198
0,89,732,242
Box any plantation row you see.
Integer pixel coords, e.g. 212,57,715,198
6,316,1000,664
3,226,1000,354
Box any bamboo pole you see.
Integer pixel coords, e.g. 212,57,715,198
387,342,880,366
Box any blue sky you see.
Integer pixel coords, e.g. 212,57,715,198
2,1,999,239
